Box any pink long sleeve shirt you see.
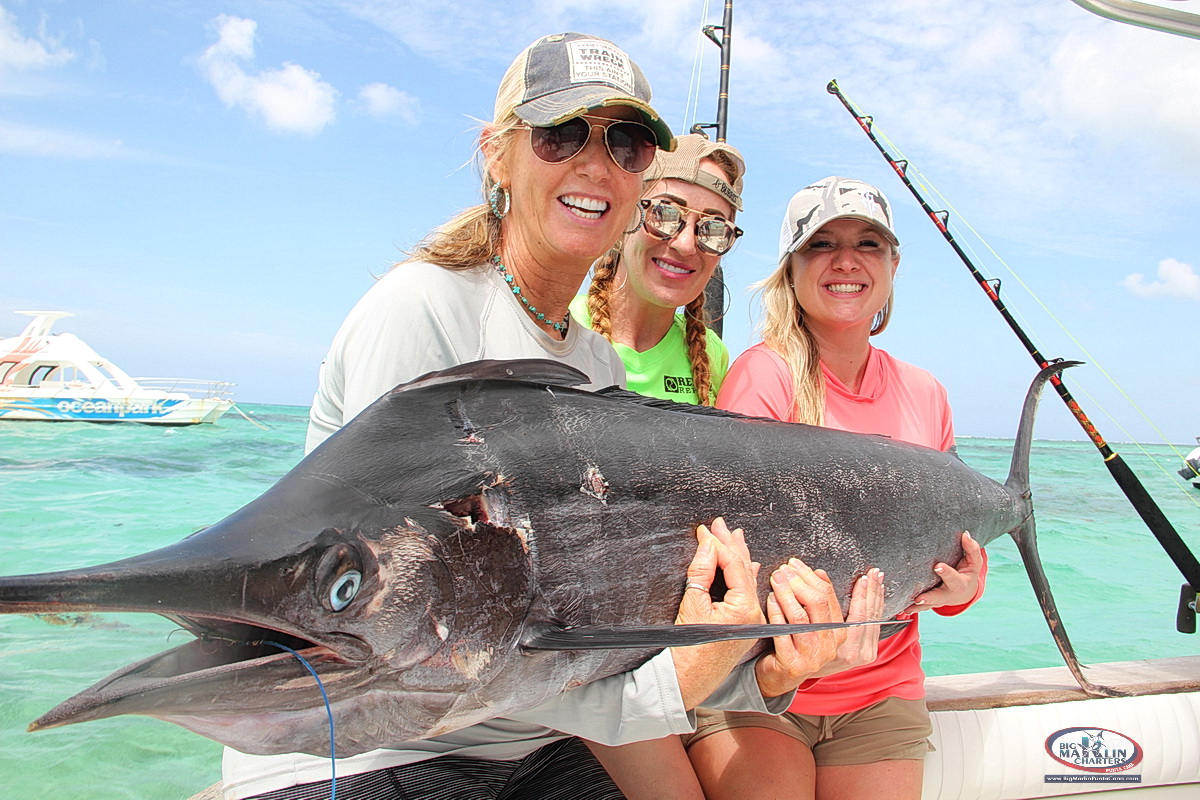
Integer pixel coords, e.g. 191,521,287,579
716,342,986,716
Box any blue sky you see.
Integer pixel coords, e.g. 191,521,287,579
2,0,1198,448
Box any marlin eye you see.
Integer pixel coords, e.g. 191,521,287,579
329,571,362,612
316,542,365,612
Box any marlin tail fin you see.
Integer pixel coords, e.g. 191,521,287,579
1007,361,1124,698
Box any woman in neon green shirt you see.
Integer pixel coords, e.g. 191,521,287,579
572,133,745,405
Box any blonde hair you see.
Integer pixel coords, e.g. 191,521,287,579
584,149,741,406
407,116,524,270
756,251,896,425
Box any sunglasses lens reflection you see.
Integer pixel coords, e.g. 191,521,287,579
530,118,590,163
605,123,656,173
642,200,739,255
529,118,657,173
645,202,684,238
697,219,737,254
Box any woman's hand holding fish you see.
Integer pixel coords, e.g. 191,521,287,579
903,531,985,614
753,558,855,696
671,517,765,710
804,567,886,680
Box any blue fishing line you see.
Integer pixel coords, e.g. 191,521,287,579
263,641,337,800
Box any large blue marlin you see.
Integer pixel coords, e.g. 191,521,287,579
0,359,1104,756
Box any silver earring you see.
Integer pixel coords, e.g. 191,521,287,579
871,301,889,334
624,202,647,235
489,184,510,220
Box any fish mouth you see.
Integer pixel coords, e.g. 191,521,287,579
166,611,370,663
29,611,369,732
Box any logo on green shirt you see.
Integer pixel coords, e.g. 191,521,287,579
663,375,696,394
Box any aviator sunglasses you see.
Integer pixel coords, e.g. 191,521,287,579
520,114,659,174
640,198,743,255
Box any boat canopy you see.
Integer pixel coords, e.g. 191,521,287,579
0,311,139,390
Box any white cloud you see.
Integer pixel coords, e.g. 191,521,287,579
0,119,121,157
358,82,420,123
0,5,75,73
1045,23,1200,170
1122,258,1200,301
200,15,338,135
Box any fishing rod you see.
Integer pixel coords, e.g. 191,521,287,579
690,0,732,143
826,79,1200,633
693,0,733,335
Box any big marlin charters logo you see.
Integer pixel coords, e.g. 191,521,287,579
1045,727,1144,784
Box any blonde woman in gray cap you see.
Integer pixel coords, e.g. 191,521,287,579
571,133,745,406
224,35,849,800
686,177,986,800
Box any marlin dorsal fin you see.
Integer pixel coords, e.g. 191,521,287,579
393,359,590,395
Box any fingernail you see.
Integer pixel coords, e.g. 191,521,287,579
934,566,945,574
965,531,974,541
699,537,715,555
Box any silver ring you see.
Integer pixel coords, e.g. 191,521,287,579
685,582,710,593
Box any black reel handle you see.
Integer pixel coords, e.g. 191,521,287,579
1177,583,1198,634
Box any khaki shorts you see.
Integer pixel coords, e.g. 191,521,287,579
687,696,934,767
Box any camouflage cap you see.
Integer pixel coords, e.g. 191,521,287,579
778,176,899,262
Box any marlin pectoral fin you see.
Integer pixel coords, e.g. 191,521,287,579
519,619,906,651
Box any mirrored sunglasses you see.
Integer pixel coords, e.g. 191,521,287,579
522,115,659,174
640,199,743,255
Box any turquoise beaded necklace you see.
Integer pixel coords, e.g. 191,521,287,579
492,255,569,333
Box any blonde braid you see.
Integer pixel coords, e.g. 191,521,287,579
585,248,622,342
683,294,714,405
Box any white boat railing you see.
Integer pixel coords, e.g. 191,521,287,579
129,378,236,400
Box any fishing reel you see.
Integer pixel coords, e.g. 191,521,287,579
1177,583,1198,634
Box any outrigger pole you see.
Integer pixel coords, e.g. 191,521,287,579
693,0,734,335
825,80,1200,632
1068,0,1200,40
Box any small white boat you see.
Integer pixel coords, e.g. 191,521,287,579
0,311,234,425
1176,438,1200,487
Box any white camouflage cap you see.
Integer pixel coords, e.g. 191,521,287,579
778,176,898,262
494,32,675,152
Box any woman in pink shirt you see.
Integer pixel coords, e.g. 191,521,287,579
686,176,987,800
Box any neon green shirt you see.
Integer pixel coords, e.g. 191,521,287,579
570,296,730,405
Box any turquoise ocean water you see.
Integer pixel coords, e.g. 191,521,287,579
1,406,1198,799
